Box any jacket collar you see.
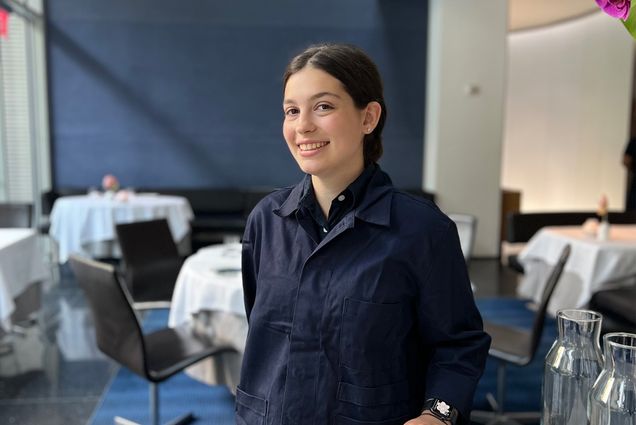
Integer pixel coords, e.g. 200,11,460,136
274,165,393,228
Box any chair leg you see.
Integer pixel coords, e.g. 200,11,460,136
114,417,141,425
113,382,195,425
150,382,195,425
164,413,195,425
496,361,507,412
150,382,159,425
471,361,539,424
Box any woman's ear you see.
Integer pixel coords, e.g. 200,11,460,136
363,101,382,133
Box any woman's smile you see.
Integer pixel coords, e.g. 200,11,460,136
297,141,330,156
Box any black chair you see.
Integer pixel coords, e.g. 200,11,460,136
115,219,184,309
69,255,234,425
471,244,571,425
588,283,636,334
0,203,32,227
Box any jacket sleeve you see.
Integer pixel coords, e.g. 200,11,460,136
241,214,258,322
416,221,491,422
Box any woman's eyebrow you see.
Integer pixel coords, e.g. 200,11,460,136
283,91,342,104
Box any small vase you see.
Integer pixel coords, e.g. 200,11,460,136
597,217,610,241
588,333,636,425
541,309,603,425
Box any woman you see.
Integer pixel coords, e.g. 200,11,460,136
238,43,490,425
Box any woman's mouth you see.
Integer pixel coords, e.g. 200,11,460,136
298,141,329,152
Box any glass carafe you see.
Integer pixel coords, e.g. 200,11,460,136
541,309,603,425
589,332,636,425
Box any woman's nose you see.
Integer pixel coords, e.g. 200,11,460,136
296,112,316,133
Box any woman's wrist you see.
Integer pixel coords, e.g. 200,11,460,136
419,411,451,424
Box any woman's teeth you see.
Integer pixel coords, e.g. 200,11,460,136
299,142,328,151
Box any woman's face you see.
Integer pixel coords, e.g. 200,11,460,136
283,66,370,181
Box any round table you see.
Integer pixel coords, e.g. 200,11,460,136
49,193,193,263
168,243,247,391
0,229,48,331
517,225,636,315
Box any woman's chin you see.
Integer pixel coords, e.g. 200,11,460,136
295,160,324,177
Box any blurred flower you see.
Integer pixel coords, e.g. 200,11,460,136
102,174,120,192
596,0,636,39
596,0,631,20
597,194,609,218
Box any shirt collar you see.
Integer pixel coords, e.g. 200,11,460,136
298,162,376,214
274,163,393,227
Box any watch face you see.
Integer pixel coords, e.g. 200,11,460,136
433,400,451,417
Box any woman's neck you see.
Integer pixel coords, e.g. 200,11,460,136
311,163,364,219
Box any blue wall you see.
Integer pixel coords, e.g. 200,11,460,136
48,1,427,189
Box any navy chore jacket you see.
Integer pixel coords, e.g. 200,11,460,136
237,166,491,425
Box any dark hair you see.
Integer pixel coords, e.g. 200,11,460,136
283,43,387,164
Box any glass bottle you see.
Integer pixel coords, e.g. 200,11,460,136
589,332,636,425
541,309,603,425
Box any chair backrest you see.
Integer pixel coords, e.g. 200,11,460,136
116,219,180,266
607,211,636,224
528,244,571,361
40,191,59,216
69,255,148,378
242,188,275,219
448,213,477,263
0,203,32,228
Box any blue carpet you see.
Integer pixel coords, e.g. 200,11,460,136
91,301,556,424
472,298,557,415
89,310,236,425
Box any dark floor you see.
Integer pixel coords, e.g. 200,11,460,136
0,253,519,425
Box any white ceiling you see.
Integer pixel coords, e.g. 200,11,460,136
509,0,600,31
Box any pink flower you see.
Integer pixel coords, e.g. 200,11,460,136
102,174,119,192
597,194,609,217
596,0,631,20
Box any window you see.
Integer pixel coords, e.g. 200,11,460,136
0,0,50,215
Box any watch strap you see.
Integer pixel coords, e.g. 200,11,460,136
421,398,459,424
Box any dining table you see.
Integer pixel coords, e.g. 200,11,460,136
517,224,636,316
0,228,48,331
168,242,247,392
49,192,194,263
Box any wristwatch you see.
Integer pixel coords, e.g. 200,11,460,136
421,398,459,424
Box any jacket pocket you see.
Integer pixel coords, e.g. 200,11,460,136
337,380,409,407
334,414,411,425
340,298,408,370
235,387,267,425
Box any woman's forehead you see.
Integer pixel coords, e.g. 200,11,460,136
284,67,347,102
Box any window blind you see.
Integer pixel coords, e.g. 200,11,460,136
0,12,33,202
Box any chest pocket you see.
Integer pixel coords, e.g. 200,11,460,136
339,298,409,372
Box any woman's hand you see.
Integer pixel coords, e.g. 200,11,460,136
404,412,449,425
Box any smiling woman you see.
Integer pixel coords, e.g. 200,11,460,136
282,67,379,214
237,43,491,425
282,44,384,217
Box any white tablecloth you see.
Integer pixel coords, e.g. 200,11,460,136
517,225,636,315
0,229,48,331
49,193,194,263
168,243,247,390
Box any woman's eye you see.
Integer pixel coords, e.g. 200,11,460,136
284,108,299,116
316,103,333,111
